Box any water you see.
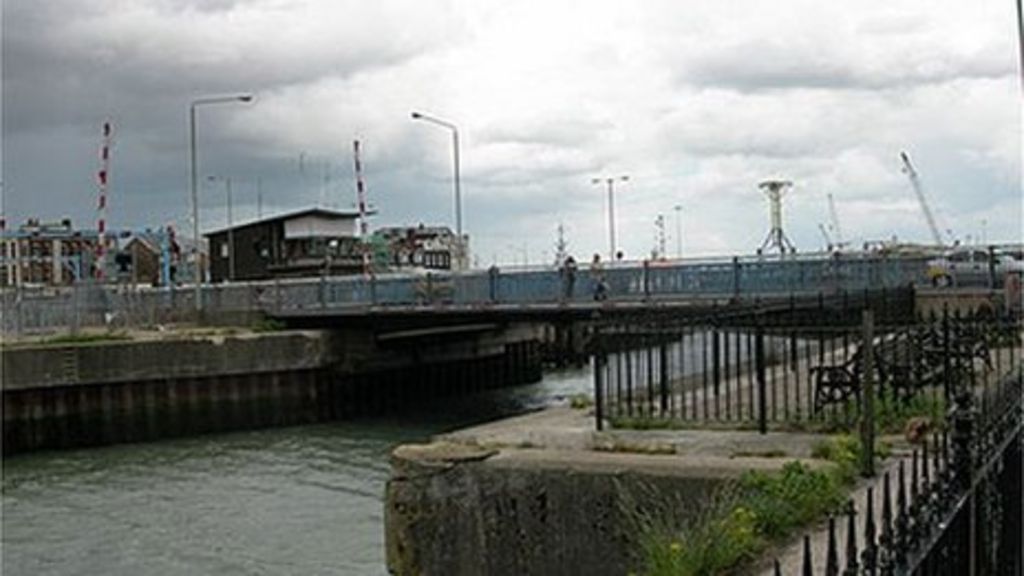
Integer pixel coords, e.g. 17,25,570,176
1,366,592,576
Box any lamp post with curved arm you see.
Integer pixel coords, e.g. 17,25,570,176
411,111,463,268
189,94,253,310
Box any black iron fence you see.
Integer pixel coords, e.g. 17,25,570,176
591,288,1020,435
780,369,1022,575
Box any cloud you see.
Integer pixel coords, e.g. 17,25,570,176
2,0,1019,266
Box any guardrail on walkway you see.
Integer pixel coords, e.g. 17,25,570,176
0,252,980,335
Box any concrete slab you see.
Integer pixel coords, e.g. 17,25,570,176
438,405,829,460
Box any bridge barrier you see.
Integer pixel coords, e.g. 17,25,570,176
0,252,1002,335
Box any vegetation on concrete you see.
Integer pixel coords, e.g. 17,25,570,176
729,449,788,459
569,393,594,410
38,331,132,346
252,317,287,332
609,416,689,431
634,434,889,576
594,439,676,456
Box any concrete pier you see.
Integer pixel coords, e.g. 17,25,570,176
385,407,832,576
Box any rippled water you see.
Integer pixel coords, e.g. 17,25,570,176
1,366,591,576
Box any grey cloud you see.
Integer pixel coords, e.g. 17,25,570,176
683,39,1013,92
477,117,614,148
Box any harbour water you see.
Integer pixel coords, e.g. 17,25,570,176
1,367,591,576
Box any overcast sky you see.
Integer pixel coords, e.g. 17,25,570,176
2,0,1021,265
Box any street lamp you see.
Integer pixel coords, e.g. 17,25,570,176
674,204,683,258
411,110,463,267
591,175,629,260
207,176,235,282
189,94,253,311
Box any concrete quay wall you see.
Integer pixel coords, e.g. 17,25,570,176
2,328,544,455
385,444,722,576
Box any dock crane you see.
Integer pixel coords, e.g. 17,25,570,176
826,193,845,248
899,151,945,247
817,223,834,250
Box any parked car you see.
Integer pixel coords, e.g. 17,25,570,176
927,248,1024,287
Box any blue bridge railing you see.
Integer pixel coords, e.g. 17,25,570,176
0,252,982,333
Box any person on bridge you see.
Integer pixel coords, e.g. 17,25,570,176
561,256,577,302
590,253,607,301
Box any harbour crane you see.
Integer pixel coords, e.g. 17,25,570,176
826,193,845,248
899,151,944,247
818,223,833,250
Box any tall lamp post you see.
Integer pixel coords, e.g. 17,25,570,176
592,175,629,260
207,176,235,282
673,204,683,258
189,94,252,311
411,111,463,267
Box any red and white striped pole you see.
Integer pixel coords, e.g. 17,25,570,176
95,120,113,281
353,139,370,275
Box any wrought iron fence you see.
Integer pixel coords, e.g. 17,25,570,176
591,289,1021,434
778,368,1022,575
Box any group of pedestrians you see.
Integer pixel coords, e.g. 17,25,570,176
559,253,608,302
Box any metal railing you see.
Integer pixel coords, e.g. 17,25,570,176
779,368,1022,575
591,293,1020,433
0,251,1000,334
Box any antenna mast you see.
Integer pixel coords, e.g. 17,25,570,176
757,180,795,255
554,222,569,264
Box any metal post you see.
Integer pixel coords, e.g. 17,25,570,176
189,103,200,313
987,245,996,289
659,344,669,415
756,322,767,434
732,256,741,299
594,352,605,431
452,128,462,240
643,259,650,301
607,179,615,260
226,177,234,282
861,308,876,478
943,305,952,402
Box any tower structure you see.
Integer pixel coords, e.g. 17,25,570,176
95,120,113,280
353,140,371,275
758,179,795,255
554,222,569,265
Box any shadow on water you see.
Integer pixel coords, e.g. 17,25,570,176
1,364,593,576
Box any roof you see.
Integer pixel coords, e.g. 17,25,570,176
204,206,375,237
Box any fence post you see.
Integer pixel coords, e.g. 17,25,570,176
942,305,951,402
594,339,605,431
713,326,721,397
860,308,876,478
488,266,498,303
756,320,767,434
987,245,996,290
643,260,651,301
951,363,976,573
732,256,741,299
